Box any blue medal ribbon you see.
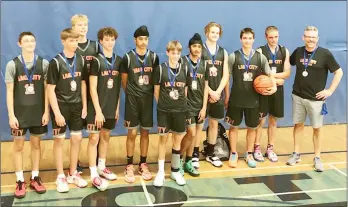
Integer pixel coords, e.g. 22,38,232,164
134,49,149,77
166,63,177,88
186,56,200,81
21,54,37,83
205,44,218,66
61,53,77,80
240,49,252,72
303,47,318,71
101,51,116,78
266,44,278,65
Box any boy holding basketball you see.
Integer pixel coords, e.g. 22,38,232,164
224,28,276,168
254,26,291,163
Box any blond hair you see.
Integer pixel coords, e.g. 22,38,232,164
60,28,79,40
71,14,88,26
204,22,223,37
265,26,278,36
166,40,182,52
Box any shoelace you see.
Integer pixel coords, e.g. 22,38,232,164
17,180,24,190
33,176,43,186
103,168,112,174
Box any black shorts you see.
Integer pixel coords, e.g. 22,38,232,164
86,101,116,132
11,126,47,137
225,106,259,128
124,94,153,130
157,111,186,134
259,86,284,119
186,111,204,127
207,101,225,120
51,102,84,136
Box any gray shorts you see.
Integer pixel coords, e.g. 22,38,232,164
292,94,324,128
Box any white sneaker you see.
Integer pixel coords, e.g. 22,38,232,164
56,177,69,193
153,171,165,187
192,157,200,169
67,171,88,188
92,176,109,191
170,171,186,186
98,168,117,181
206,155,223,167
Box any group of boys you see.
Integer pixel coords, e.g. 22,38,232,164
5,14,342,199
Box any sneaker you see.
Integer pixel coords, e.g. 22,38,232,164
98,168,117,181
314,157,324,172
77,161,83,174
153,171,165,187
56,177,69,193
179,160,184,176
286,152,301,166
192,157,200,169
229,153,238,168
14,180,26,199
245,153,257,168
124,164,136,183
170,171,186,186
138,163,153,181
67,171,88,188
183,160,200,177
253,145,264,162
30,176,46,194
92,176,109,191
206,154,223,167
265,145,278,162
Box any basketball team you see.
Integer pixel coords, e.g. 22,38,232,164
5,14,343,198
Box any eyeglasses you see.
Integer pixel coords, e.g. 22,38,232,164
304,35,318,39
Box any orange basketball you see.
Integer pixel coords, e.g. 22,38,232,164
253,75,273,94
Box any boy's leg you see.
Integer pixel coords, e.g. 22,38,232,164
12,128,27,198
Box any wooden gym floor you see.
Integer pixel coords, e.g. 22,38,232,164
1,125,347,206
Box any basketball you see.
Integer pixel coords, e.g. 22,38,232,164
253,75,273,94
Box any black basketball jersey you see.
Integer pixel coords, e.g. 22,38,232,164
90,53,122,119
259,45,286,74
50,53,85,103
181,55,208,113
123,50,158,97
156,62,190,113
13,56,45,128
230,50,263,108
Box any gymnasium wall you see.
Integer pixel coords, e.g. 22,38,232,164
0,1,346,141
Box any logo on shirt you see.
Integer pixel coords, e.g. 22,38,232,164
205,60,223,66
101,70,119,77
300,58,317,66
133,67,153,74
18,74,42,82
164,81,186,87
190,73,204,79
237,64,259,70
62,72,82,79
268,59,283,65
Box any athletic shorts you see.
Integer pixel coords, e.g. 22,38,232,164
186,111,205,127
124,94,153,130
292,93,324,129
225,105,259,128
50,102,84,137
86,100,116,133
207,100,225,120
157,111,187,135
11,126,47,137
259,86,284,119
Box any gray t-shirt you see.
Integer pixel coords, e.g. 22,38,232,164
228,50,271,75
5,55,49,83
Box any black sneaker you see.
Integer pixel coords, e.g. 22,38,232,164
77,161,83,174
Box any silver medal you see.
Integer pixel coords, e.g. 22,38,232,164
71,80,77,91
271,66,277,74
173,89,179,100
302,71,308,77
25,84,35,95
169,90,175,99
210,66,217,73
243,72,253,81
139,76,144,85
107,79,114,89
192,80,198,90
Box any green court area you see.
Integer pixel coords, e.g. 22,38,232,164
2,168,347,206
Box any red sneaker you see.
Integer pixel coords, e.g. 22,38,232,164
30,176,46,194
14,180,26,199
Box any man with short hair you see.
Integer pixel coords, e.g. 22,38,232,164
286,26,343,172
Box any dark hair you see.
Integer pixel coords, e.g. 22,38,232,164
98,27,119,41
240,27,255,39
18,32,35,43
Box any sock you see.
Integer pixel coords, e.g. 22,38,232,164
98,158,106,170
232,152,237,154
158,160,165,172
185,156,192,163
171,149,181,172
31,171,39,179
15,171,24,182
207,143,215,156
248,152,253,154
127,156,133,165
180,154,183,159
57,173,65,179
89,166,98,179
267,144,273,150
139,156,147,165
194,147,199,154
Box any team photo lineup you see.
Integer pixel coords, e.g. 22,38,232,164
5,14,343,199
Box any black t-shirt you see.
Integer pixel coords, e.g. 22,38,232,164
181,55,208,113
47,53,86,103
290,46,340,100
89,53,122,118
153,62,191,112
120,50,159,97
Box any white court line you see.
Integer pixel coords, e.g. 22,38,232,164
140,177,153,206
328,164,347,177
136,187,347,206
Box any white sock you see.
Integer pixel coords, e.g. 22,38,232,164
57,173,65,179
15,171,24,182
98,158,106,171
31,171,39,179
89,166,98,179
158,160,165,173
